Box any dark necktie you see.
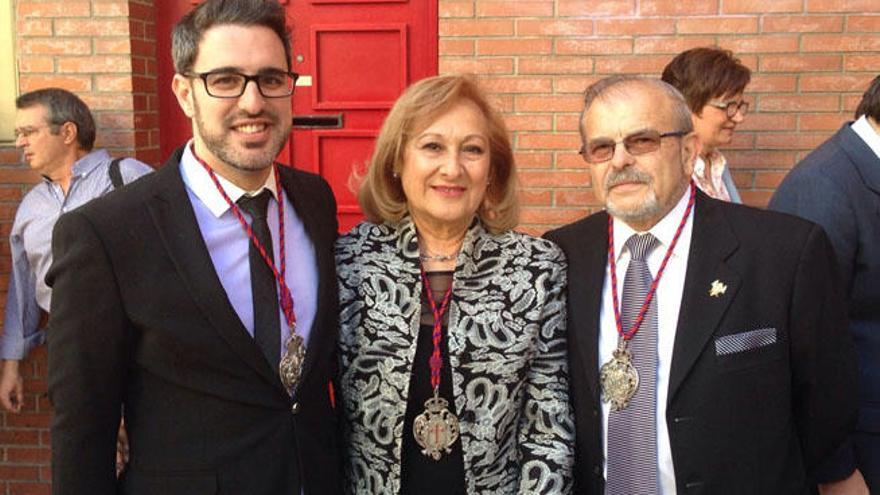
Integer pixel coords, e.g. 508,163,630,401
236,190,281,369
607,233,660,495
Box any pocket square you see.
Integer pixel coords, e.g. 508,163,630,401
715,327,777,356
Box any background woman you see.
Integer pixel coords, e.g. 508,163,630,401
336,75,574,494
662,47,751,203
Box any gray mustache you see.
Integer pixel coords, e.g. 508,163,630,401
605,169,653,189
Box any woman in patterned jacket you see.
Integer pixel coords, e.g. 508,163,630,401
336,75,574,494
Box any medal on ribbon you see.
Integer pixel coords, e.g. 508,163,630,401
195,148,305,395
413,268,460,460
600,181,696,411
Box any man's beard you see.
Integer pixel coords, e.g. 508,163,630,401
603,167,661,225
193,98,291,173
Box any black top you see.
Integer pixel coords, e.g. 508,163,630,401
400,271,467,495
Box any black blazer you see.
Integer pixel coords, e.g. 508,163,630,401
770,123,880,478
545,191,859,495
46,147,343,495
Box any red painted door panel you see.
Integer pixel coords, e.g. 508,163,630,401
155,0,438,233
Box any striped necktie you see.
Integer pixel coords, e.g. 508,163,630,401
607,233,660,495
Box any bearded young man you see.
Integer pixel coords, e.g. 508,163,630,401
545,76,858,494
46,0,341,493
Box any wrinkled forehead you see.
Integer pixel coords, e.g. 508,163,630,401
583,85,675,141
15,104,50,128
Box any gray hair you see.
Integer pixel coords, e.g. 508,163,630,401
579,76,694,143
16,88,96,151
172,0,291,74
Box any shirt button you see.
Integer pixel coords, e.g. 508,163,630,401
593,465,602,475
291,402,300,414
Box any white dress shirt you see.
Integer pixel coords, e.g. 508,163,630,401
851,114,880,161
599,185,695,494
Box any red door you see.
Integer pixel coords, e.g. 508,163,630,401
155,0,438,232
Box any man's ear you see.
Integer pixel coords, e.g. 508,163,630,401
60,121,78,146
680,132,699,177
172,74,196,118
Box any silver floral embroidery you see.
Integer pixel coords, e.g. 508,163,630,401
337,218,575,494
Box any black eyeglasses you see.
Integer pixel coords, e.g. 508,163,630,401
706,99,749,119
186,70,299,98
579,130,688,163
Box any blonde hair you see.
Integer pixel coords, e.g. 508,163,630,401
357,74,519,234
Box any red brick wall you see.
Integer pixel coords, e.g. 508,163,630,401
1,0,879,491
438,0,880,234
0,1,157,493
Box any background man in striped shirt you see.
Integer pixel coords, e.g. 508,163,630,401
0,88,152,412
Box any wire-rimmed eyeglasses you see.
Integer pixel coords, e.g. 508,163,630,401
185,70,299,98
578,130,688,164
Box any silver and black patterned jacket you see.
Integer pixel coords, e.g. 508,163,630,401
336,217,574,494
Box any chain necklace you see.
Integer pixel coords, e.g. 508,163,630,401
418,249,459,262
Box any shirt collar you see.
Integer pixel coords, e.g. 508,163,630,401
612,184,693,261
43,149,109,184
692,151,727,180
179,141,279,218
851,115,880,162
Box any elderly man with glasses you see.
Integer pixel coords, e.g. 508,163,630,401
545,75,858,495
45,0,342,493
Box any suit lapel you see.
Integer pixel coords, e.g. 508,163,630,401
146,148,285,391
571,214,609,402
667,193,741,403
277,166,334,388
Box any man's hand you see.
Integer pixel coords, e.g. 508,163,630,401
818,469,870,495
116,418,130,478
0,359,24,413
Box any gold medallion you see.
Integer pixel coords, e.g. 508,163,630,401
413,391,460,460
279,330,305,395
600,343,639,411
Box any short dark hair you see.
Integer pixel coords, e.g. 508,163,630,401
661,47,751,115
172,0,291,74
16,88,96,151
855,75,880,121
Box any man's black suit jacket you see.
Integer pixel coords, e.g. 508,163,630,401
46,147,343,495
545,191,858,494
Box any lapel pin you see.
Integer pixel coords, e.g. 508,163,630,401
709,279,727,298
